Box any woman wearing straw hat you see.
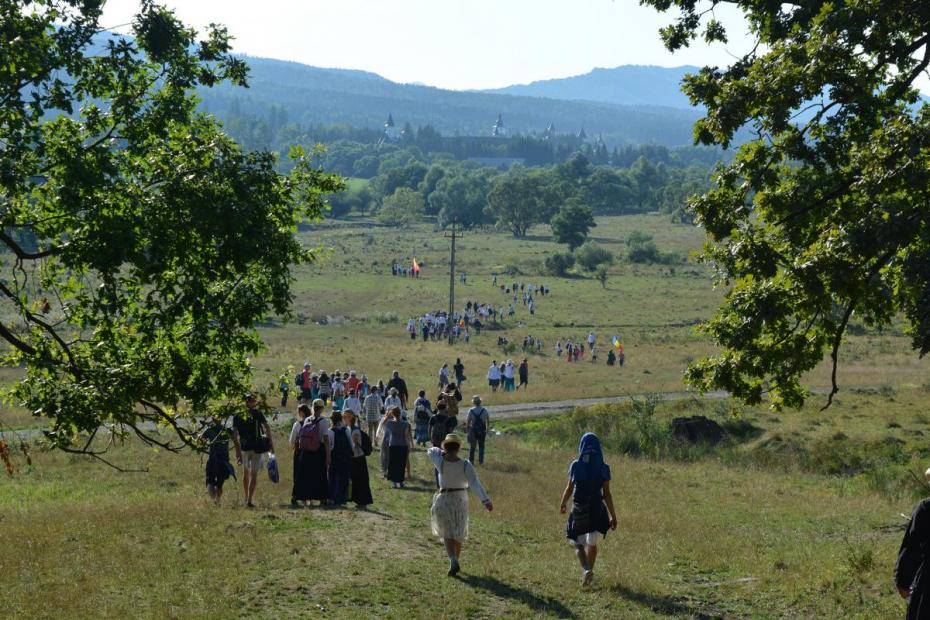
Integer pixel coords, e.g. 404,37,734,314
427,434,493,576
559,432,618,587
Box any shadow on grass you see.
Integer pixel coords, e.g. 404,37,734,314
459,574,578,619
394,484,436,494
609,584,716,619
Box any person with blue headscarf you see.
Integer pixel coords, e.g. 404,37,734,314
559,432,618,587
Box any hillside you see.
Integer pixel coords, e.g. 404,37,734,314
484,65,700,109
198,58,704,147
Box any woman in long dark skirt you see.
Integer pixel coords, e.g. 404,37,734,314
289,404,311,506
344,411,373,509
383,406,412,488
328,411,353,507
302,399,331,505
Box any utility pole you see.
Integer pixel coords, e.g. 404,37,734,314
444,218,461,345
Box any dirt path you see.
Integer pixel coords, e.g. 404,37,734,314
487,389,731,420
6,386,850,440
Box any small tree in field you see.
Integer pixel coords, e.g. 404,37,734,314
575,241,614,271
378,188,425,227
551,200,596,250
544,252,576,276
596,265,609,289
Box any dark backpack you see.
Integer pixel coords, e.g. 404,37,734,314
332,427,352,462
469,407,488,436
298,419,322,452
295,372,303,387
357,427,373,457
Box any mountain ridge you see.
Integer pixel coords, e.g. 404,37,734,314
482,65,700,109
199,57,706,147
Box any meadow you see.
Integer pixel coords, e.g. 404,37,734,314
4,214,923,430
1,387,925,618
1,213,926,619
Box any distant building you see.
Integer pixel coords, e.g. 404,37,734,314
492,113,507,137
379,113,400,144
376,113,583,165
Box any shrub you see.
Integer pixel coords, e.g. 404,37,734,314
574,242,614,271
544,252,575,276
627,231,663,263
626,230,680,264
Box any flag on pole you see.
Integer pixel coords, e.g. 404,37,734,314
612,335,623,351
412,257,420,274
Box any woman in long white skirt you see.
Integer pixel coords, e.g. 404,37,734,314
427,433,493,576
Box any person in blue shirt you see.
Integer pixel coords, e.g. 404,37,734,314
559,433,618,587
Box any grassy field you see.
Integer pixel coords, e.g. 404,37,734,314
2,388,924,618
2,214,925,430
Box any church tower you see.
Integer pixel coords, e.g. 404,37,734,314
492,113,507,137
380,113,400,143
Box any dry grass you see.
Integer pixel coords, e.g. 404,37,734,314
1,388,919,618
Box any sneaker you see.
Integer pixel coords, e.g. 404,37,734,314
583,570,593,586
246,502,256,509
447,559,461,577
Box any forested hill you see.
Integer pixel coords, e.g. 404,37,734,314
483,65,700,109
198,57,703,147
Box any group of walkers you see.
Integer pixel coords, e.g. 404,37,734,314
487,359,529,392
407,312,479,343
556,332,626,367
391,262,421,277
202,369,619,585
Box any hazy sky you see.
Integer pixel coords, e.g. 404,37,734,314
99,0,757,90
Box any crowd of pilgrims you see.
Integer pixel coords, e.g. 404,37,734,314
269,366,488,507
200,385,620,582
406,278,551,343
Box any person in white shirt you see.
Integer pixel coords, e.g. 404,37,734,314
383,388,403,417
487,361,501,392
427,434,492,576
343,389,362,416
438,363,450,389
587,332,596,348
503,360,516,392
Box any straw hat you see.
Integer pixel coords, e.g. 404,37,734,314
441,433,462,449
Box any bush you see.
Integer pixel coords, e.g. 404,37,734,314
544,252,575,276
574,242,614,271
627,231,662,263
626,230,680,264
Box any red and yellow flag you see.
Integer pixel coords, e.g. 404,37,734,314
412,258,420,273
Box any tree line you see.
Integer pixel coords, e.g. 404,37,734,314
329,151,712,237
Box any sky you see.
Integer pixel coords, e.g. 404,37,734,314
98,0,757,90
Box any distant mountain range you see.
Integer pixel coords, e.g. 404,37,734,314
199,58,706,147
483,65,700,109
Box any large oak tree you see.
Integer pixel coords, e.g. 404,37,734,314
644,0,930,408
0,0,342,460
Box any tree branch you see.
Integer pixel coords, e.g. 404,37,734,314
0,230,62,260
